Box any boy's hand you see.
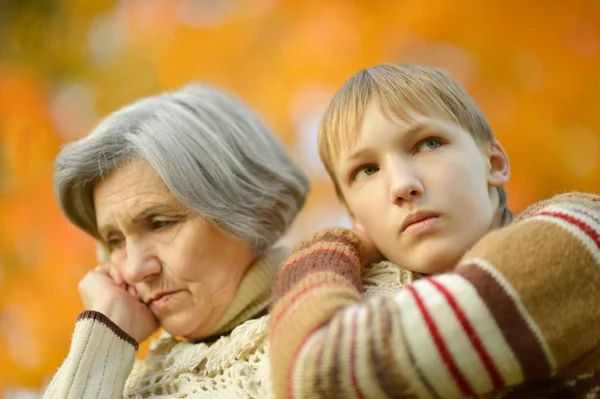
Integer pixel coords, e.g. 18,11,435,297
79,263,159,343
351,225,385,266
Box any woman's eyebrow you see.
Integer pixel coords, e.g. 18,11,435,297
97,204,179,236
131,204,174,222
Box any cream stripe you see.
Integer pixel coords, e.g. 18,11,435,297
293,327,325,398
271,287,320,339
521,212,600,264
468,258,558,373
318,313,342,394
338,307,364,399
542,203,600,228
352,304,388,398
416,279,493,393
433,274,525,386
272,273,358,338
389,297,438,399
396,285,463,398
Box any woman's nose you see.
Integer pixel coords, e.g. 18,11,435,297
122,239,161,284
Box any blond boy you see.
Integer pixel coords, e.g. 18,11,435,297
269,64,600,398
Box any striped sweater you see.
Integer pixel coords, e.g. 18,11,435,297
269,192,600,398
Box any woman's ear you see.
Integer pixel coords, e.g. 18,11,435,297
486,139,510,187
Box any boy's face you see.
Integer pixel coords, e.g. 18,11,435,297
334,101,509,274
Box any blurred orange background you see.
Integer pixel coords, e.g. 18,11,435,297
1,0,599,396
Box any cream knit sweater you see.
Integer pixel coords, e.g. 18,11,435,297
43,247,415,398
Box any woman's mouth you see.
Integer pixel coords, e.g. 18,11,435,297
147,290,182,311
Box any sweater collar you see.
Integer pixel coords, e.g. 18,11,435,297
200,246,288,340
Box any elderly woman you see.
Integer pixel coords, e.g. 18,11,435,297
43,84,310,398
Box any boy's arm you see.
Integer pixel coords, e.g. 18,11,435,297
43,311,137,399
269,192,600,398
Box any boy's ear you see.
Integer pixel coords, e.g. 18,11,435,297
486,139,510,187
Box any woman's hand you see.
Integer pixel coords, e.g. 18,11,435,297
351,225,385,266
79,264,159,343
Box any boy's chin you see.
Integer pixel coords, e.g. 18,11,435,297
386,246,463,275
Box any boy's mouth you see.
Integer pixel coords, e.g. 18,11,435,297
401,211,441,234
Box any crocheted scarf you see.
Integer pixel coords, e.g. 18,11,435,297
123,246,288,398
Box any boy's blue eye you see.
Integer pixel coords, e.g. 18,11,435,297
354,165,379,181
418,138,442,152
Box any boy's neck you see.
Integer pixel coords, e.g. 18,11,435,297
490,207,513,232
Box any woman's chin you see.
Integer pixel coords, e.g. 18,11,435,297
160,314,202,340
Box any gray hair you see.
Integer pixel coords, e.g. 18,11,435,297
54,83,310,252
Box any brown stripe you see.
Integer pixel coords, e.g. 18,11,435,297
319,313,344,395
464,218,600,372
313,315,342,397
500,375,591,398
571,373,600,398
369,298,390,395
329,312,343,396
78,310,139,349
294,229,360,253
368,297,407,398
332,308,354,397
312,321,326,397
456,264,551,381
269,275,361,398
308,326,327,398
288,236,362,269
274,247,362,299
287,237,362,270
364,300,382,396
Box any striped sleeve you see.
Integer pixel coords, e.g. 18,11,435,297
268,192,600,399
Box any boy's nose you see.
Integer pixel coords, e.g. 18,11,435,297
387,159,423,204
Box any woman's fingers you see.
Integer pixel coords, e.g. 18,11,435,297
127,285,139,299
79,263,158,342
93,264,142,301
95,263,125,288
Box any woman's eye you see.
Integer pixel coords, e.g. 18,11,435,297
152,220,173,230
107,237,124,250
417,138,442,152
353,165,379,182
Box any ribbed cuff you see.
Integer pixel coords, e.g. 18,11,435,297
78,310,138,349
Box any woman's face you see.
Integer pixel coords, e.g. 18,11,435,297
93,160,256,340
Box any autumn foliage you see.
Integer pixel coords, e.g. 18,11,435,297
1,0,599,394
